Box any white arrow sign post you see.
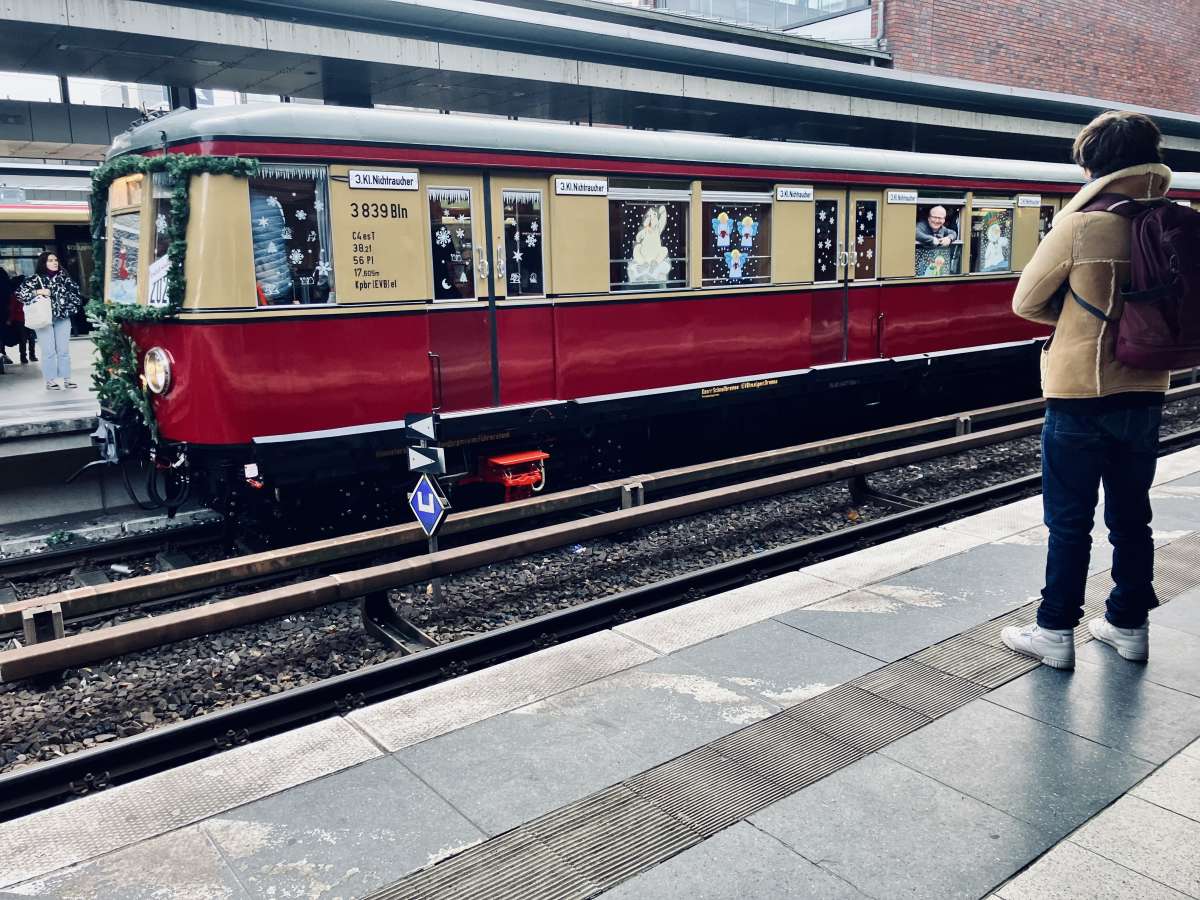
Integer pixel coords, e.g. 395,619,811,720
408,473,450,602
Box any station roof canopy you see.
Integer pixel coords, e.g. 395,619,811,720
3,0,1200,165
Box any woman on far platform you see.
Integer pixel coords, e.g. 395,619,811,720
17,252,83,390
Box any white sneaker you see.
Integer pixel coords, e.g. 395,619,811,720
1088,618,1149,661
1001,623,1076,669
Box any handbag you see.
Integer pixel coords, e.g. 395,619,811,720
23,294,52,330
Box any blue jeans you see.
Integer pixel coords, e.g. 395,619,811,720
1038,405,1161,630
34,317,72,382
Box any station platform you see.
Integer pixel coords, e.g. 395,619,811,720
0,336,98,439
2,447,1200,899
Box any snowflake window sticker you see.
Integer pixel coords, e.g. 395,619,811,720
435,227,452,248
289,249,304,265
455,228,465,239
313,197,324,213
295,209,308,221
265,196,281,209
531,221,538,232
819,210,827,222
316,258,332,278
512,249,523,262
256,217,269,229
525,233,538,247
155,213,168,233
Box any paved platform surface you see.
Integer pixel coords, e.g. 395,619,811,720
2,446,1200,899
0,336,98,439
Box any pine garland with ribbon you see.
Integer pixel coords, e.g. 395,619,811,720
88,153,259,439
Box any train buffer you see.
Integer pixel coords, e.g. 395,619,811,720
3,444,1200,898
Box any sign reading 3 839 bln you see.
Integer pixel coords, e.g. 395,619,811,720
329,164,426,302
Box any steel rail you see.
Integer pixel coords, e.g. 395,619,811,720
0,387,1141,632
1,424,1197,821
0,521,220,582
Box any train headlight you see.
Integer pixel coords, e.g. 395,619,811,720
143,347,173,395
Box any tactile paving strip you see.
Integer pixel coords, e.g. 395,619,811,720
367,532,1200,900
850,658,989,718
785,683,932,751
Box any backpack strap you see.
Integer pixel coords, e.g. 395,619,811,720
1079,193,1166,218
1072,288,1119,323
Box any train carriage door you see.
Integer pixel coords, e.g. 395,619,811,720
425,174,496,411
810,189,846,365
846,189,883,360
487,175,556,405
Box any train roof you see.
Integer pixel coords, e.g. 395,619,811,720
113,105,1200,192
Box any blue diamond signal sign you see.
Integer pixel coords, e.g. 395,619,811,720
408,473,449,538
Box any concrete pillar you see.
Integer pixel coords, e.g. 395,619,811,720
169,86,197,110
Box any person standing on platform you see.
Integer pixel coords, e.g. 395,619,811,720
17,252,83,390
10,275,37,366
1002,111,1172,670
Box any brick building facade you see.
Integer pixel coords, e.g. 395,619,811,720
878,0,1200,115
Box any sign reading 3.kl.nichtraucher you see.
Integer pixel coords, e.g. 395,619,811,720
349,170,419,190
554,176,608,196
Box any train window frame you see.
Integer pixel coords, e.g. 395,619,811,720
700,189,773,288
248,163,336,307
608,186,691,294
501,188,545,299
913,196,966,279
105,173,146,305
968,197,1016,275
428,186,478,302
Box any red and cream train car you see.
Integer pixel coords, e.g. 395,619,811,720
95,106,1200,507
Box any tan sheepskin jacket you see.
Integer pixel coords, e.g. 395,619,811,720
1012,162,1172,398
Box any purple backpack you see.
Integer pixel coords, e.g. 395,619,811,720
1075,193,1200,369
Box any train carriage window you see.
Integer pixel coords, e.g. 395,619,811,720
701,191,772,287
814,200,839,282
1038,205,1056,242
428,188,475,301
108,211,140,305
502,189,543,297
914,199,964,277
608,186,690,292
249,164,334,306
853,200,878,279
970,200,1015,274
148,172,176,307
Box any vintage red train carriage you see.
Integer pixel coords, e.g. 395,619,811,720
90,106,1200,512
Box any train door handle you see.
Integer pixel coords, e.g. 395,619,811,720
495,238,506,280
876,313,886,358
428,351,444,411
475,246,489,280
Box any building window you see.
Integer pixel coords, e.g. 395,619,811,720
249,164,334,305
853,200,877,279
108,211,140,305
608,188,689,292
68,77,169,111
915,200,964,277
428,188,475,301
502,190,543,296
814,199,839,282
701,194,771,286
970,202,1014,273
